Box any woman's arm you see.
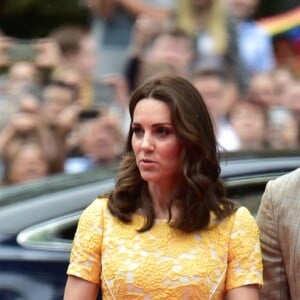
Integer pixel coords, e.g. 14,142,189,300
64,275,99,300
226,207,263,297
227,284,260,300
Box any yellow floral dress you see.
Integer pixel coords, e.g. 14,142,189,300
67,198,263,299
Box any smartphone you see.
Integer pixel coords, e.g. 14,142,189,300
78,108,101,121
93,82,115,106
6,39,37,62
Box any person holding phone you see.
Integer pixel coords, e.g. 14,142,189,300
84,0,176,76
64,109,125,174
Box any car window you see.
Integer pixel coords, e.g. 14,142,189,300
55,222,78,241
17,213,80,251
226,177,269,216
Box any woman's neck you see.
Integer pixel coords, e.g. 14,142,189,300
148,182,174,219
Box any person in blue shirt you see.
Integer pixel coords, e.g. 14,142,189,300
225,0,276,75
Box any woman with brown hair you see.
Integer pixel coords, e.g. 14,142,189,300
64,76,262,299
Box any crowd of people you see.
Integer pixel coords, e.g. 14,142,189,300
0,0,299,186
0,1,299,299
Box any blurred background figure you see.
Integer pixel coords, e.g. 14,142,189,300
248,71,279,108
191,68,240,151
125,25,195,91
1,140,51,185
40,80,80,171
0,111,60,182
257,6,300,78
6,61,40,92
41,80,78,131
83,0,176,77
64,110,125,174
177,0,248,94
224,0,275,76
50,26,89,70
267,106,299,150
272,65,296,98
229,97,268,150
0,31,12,68
134,61,176,90
50,26,99,108
51,25,131,131
279,79,300,117
0,61,41,129
51,65,82,94
16,91,42,115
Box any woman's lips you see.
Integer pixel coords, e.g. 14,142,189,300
139,159,157,168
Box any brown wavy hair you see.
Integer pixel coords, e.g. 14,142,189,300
108,76,237,232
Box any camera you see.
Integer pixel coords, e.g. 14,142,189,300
6,39,37,62
93,82,116,106
78,108,101,121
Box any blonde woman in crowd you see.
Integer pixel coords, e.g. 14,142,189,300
177,0,248,92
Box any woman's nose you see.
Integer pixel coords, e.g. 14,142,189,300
140,133,154,151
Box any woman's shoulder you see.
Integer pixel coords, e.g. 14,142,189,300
79,197,109,224
234,206,253,217
229,206,259,238
231,206,256,225
209,206,254,232
83,196,108,211
212,206,256,232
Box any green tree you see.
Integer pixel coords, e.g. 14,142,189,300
0,0,89,38
0,0,298,38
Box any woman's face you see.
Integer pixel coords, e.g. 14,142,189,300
81,119,120,163
8,144,49,184
131,98,183,185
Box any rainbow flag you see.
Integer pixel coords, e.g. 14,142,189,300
257,6,300,36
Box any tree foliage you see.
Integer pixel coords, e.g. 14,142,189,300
0,0,89,38
0,0,86,15
0,0,298,38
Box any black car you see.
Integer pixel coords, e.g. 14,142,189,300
0,150,299,300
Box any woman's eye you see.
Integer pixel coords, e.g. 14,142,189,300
156,127,171,136
132,127,143,136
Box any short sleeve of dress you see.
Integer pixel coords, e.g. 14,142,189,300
226,206,263,290
66,198,106,284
